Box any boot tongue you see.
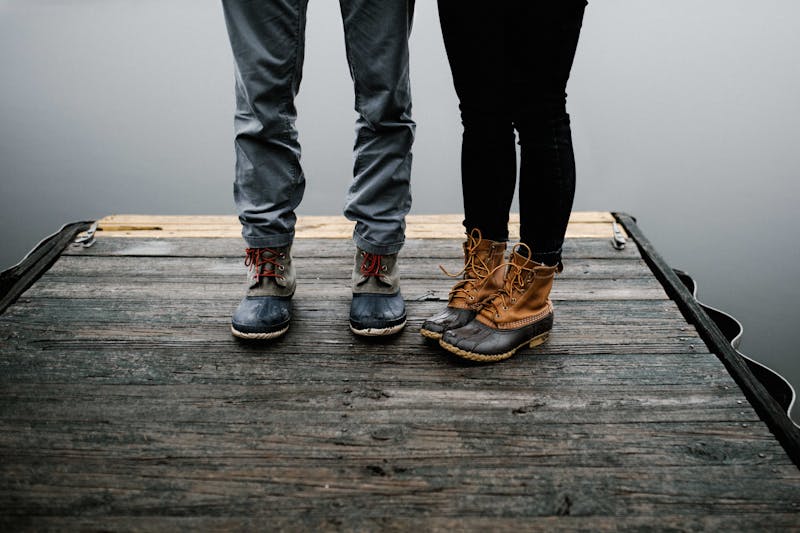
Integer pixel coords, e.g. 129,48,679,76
502,249,540,295
463,238,496,278
248,249,288,288
511,249,534,268
355,252,395,288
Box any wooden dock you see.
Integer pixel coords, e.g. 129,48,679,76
1,212,799,530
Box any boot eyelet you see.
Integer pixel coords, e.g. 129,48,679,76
503,306,508,310
279,276,285,281
495,313,500,319
279,253,286,259
468,296,474,300
279,265,285,271
381,265,387,272
511,298,517,303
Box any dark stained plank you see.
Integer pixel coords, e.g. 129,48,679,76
0,372,771,425
63,237,641,259
7,515,800,533
18,276,670,302
1,464,797,521
46,255,653,280
2,298,693,325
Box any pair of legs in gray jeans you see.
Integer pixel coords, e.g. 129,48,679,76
222,0,415,255
223,0,415,339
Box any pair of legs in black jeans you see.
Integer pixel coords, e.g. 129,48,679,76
438,0,587,266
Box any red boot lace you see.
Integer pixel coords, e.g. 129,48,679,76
360,251,387,277
244,247,286,281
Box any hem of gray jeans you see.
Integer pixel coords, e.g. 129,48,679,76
242,231,294,249
352,231,404,255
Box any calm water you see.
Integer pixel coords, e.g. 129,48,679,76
2,1,799,422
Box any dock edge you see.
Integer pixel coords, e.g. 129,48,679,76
614,212,800,469
0,220,95,315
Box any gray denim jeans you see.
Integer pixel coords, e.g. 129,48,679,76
222,0,416,255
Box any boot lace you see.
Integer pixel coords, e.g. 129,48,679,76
439,229,495,303
476,243,537,318
245,247,286,281
359,251,388,277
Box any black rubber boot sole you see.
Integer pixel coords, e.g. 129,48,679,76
231,322,290,340
438,313,553,362
350,315,407,336
439,331,549,362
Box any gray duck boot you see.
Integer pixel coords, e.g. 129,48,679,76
231,246,295,340
350,249,406,336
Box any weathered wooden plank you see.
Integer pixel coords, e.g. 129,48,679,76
0,315,698,354
63,237,640,260
0,344,731,384
1,297,704,359
97,212,618,225
19,276,669,301
2,298,693,327
1,464,797,519
0,413,789,467
7,515,800,533
0,376,761,425
0,307,714,354
45,255,653,281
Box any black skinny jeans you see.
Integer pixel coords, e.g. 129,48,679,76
438,1,587,266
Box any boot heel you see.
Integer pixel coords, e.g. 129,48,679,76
529,332,549,348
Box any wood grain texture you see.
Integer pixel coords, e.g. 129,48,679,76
1,236,798,530
62,237,641,259
91,212,626,239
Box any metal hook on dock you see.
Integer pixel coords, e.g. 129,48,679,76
611,221,627,250
72,222,98,248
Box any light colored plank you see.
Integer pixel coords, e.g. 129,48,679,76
93,212,627,239
99,212,616,225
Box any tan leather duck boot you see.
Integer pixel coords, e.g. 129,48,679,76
420,229,506,340
439,243,562,362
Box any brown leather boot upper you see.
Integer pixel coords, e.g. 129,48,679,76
446,230,506,311
475,246,562,330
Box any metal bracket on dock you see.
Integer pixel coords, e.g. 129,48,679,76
72,222,98,248
611,221,627,250
1,220,95,315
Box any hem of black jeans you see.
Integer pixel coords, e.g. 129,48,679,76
462,222,509,244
